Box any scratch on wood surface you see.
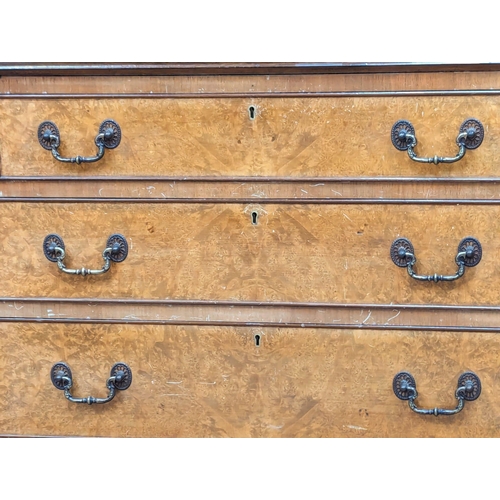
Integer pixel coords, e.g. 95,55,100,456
166,381,183,385
199,381,217,385
344,425,367,431
331,190,343,196
342,212,352,221
362,311,372,324
385,310,401,324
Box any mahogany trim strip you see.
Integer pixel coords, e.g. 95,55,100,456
1,197,499,204
4,90,500,99
1,318,499,332
2,177,500,202
3,296,500,309
1,298,500,331
3,176,500,183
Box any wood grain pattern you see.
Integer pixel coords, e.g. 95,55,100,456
0,323,498,437
0,203,497,305
3,177,500,201
2,71,500,96
1,96,500,177
3,298,500,331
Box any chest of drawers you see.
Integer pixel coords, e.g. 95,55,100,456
1,63,500,437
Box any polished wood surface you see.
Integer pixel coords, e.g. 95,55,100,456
2,72,500,96
0,203,494,304
0,323,497,437
1,96,499,177
2,177,500,201
2,64,499,438
3,298,500,331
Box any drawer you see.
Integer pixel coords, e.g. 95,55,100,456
1,202,497,305
0,322,497,437
0,96,498,178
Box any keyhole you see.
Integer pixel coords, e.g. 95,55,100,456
251,211,258,225
254,334,261,347
248,105,256,120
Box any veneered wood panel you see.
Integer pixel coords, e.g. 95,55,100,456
2,71,500,95
4,298,500,331
1,96,500,177
3,177,500,201
0,203,497,305
0,323,498,437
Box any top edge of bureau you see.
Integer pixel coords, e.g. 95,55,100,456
2,62,500,76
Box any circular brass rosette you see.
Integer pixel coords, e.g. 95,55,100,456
110,363,133,391
393,372,416,400
457,372,481,401
99,119,122,149
43,234,65,262
107,234,129,263
391,120,415,151
51,362,73,390
458,118,484,150
457,237,482,267
38,121,60,150
390,237,415,267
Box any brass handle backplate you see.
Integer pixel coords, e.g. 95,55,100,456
51,362,132,405
390,236,482,282
43,233,128,276
393,371,481,416
38,119,121,164
391,118,484,164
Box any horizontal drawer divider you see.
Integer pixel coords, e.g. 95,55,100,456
3,177,500,202
2,198,500,204
2,298,500,331
4,90,500,99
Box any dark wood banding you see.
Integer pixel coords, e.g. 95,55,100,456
2,297,500,331
2,62,500,76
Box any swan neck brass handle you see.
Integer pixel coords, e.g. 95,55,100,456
38,119,121,164
393,371,481,416
391,118,484,165
43,233,128,276
51,362,132,405
390,237,482,282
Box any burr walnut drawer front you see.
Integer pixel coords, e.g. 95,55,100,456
0,96,495,178
0,322,497,438
1,202,495,305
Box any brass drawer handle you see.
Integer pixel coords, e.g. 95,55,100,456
38,119,121,164
391,118,484,164
43,233,128,276
51,362,132,405
393,371,481,416
390,236,482,282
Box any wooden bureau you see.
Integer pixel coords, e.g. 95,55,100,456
1,63,500,437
